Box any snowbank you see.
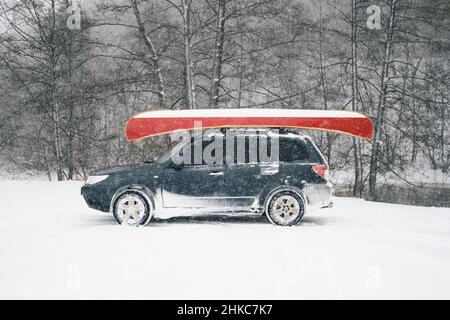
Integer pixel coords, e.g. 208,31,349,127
330,167,450,187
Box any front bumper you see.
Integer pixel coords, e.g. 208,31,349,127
81,184,111,212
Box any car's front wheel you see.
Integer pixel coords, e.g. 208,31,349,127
112,191,152,226
266,191,305,226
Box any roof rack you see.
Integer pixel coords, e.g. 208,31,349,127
216,127,304,136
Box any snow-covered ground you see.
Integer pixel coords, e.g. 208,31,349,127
1,180,450,299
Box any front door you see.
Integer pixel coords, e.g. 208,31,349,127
162,139,226,208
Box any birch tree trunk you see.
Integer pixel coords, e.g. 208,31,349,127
48,0,64,181
181,0,196,109
209,0,226,108
318,2,332,165
52,79,64,181
131,0,167,108
368,0,398,200
65,2,75,180
236,17,244,108
351,0,364,197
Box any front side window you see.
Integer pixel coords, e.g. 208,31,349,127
182,138,225,166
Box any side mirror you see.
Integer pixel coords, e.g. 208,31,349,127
170,161,184,170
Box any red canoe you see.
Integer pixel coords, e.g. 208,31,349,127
125,109,373,141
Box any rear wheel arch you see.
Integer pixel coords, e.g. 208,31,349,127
263,185,308,213
264,187,306,226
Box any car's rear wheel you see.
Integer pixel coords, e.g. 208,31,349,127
266,191,305,226
113,191,151,226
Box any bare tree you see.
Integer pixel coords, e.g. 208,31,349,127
351,0,364,197
368,0,398,200
163,0,196,109
130,0,168,108
0,0,88,180
209,0,226,108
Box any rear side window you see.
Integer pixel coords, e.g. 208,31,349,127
279,138,309,162
233,135,267,164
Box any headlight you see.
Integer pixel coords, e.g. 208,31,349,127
85,175,109,185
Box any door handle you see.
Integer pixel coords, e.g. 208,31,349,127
209,171,224,176
260,167,279,175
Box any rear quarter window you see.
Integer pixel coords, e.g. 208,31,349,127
279,137,323,163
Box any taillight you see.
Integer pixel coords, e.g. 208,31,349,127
313,164,329,179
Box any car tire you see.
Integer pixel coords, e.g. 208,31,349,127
112,191,152,226
266,190,305,226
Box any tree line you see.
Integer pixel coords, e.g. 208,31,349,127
0,0,449,201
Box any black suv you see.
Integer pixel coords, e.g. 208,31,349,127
81,129,333,226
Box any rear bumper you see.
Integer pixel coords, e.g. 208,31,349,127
303,181,333,210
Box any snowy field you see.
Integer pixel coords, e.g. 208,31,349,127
1,180,450,299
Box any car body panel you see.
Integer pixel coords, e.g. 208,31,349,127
162,164,226,208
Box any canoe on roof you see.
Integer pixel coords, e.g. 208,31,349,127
125,108,374,141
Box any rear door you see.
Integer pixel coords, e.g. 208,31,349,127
224,134,279,207
278,136,328,205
